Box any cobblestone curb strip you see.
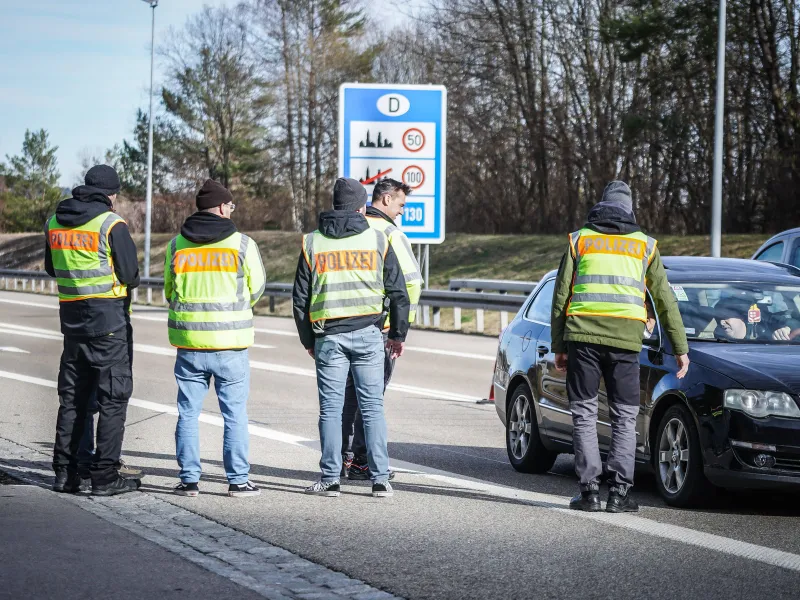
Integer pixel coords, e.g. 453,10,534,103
0,437,399,600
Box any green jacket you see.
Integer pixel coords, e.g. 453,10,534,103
551,246,689,355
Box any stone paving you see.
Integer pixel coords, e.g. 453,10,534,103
0,437,399,600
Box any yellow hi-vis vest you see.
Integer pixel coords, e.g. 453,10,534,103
165,232,264,350
366,215,423,326
303,228,388,324
567,228,657,322
46,212,128,302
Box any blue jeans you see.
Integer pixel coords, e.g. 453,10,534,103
174,349,251,485
315,326,388,483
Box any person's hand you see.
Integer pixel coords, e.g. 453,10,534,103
386,339,405,359
306,348,314,359
555,353,568,372
676,354,690,379
772,326,792,341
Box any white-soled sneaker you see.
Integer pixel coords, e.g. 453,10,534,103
372,481,393,498
228,481,260,497
174,482,200,497
305,480,341,497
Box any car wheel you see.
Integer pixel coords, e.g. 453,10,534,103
506,383,557,474
654,404,714,507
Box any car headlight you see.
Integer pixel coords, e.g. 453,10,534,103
724,390,800,418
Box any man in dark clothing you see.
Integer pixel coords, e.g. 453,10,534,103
551,181,690,513
293,177,410,498
45,165,141,496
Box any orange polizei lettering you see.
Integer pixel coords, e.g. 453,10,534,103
579,236,644,259
173,248,238,273
316,250,377,274
49,230,100,252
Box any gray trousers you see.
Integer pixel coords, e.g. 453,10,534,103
567,342,640,494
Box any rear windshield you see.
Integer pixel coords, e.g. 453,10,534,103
666,282,800,344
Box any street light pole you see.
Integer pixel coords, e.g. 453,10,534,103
142,0,158,278
711,0,726,258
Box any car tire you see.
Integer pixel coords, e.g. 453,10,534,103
653,404,714,507
506,383,557,474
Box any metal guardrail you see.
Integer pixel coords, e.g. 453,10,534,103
0,270,530,334
449,278,536,294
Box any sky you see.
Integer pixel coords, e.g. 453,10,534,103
0,0,413,187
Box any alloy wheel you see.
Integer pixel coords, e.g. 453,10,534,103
658,417,690,494
508,393,533,460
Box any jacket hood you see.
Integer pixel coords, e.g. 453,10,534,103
366,205,394,225
584,203,641,235
180,212,238,244
317,210,369,239
53,186,113,227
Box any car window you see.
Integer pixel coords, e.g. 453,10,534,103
791,241,800,268
670,281,800,344
525,279,556,324
755,242,785,263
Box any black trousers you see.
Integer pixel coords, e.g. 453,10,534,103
342,333,395,460
53,329,133,485
77,320,134,476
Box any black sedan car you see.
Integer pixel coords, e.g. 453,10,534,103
493,257,800,507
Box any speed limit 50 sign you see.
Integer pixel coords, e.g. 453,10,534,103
338,83,447,244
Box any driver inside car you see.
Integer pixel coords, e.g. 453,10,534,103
714,297,800,341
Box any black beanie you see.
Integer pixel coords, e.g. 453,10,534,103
196,179,233,210
85,165,121,195
332,177,367,211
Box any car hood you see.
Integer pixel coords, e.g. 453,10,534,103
689,343,800,396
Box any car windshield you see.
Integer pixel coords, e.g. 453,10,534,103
669,282,800,344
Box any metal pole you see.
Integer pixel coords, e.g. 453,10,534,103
143,1,157,277
711,0,726,258
424,245,430,290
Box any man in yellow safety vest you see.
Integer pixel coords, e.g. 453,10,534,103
551,181,690,513
292,177,410,498
45,165,141,496
342,178,422,480
164,179,266,498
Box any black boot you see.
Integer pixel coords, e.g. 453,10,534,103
606,489,639,513
569,489,601,512
53,470,82,494
92,476,140,497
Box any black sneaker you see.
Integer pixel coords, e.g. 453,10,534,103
228,481,260,497
372,481,394,498
347,460,370,480
305,480,341,497
606,489,639,513
174,482,200,497
52,471,81,494
569,489,601,512
92,476,140,497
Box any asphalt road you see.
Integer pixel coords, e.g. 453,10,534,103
1,290,799,600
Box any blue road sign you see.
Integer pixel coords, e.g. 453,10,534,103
338,83,447,244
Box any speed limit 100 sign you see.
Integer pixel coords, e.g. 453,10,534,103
339,83,447,244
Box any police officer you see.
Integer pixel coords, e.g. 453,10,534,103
342,178,422,480
551,181,690,513
292,177,410,498
164,179,266,498
45,165,141,496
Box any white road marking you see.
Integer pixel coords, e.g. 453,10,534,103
0,346,29,354
0,297,56,310
254,327,295,337
0,324,480,403
3,368,800,574
252,344,276,349
404,347,495,361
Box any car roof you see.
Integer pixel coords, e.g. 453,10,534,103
763,227,800,243
662,256,800,284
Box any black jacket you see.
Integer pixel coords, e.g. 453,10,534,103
180,211,238,244
44,186,140,338
292,210,410,349
366,205,394,225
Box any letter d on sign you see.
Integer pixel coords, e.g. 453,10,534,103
377,93,410,117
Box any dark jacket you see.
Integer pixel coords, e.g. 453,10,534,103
551,201,689,355
292,210,410,349
366,205,393,225
44,186,140,338
179,211,238,244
